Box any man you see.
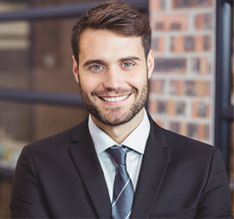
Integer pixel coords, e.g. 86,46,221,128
10,1,232,218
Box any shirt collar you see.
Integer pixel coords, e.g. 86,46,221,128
88,109,150,155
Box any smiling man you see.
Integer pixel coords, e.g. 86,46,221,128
11,1,232,218
72,28,153,143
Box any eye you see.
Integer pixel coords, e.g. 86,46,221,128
122,62,134,69
89,64,104,72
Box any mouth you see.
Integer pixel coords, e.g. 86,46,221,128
99,94,131,103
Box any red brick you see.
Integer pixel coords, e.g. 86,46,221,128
195,13,212,30
157,100,167,114
172,0,212,9
171,35,211,53
185,81,196,96
186,123,198,138
152,14,188,31
196,81,211,97
150,0,165,11
170,36,184,52
192,101,211,118
169,80,210,97
196,35,211,51
152,36,165,52
180,123,187,136
169,121,181,133
154,58,186,73
202,35,211,51
184,36,195,51
167,100,177,115
176,101,186,115
197,124,210,140
169,80,185,95
200,57,211,74
167,100,186,116
148,99,157,114
191,57,211,74
149,79,165,93
185,81,211,97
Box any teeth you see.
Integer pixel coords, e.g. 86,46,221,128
102,95,129,102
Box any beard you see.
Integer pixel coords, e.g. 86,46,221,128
79,81,149,126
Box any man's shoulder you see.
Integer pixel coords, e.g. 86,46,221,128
165,127,214,151
25,119,88,152
149,120,225,174
150,119,219,158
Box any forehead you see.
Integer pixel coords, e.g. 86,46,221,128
79,28,144,61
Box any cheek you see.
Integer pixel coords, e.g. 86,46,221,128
127,73,148,87
79,76,102,93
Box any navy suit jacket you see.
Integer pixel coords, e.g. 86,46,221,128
10,116,232,218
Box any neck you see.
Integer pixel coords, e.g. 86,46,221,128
91,109,145,144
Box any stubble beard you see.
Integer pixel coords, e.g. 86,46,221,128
79,81,149,127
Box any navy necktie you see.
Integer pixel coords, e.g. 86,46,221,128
107,146,134,219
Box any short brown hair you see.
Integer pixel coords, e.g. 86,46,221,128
71,0,151,63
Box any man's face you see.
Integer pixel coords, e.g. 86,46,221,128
73,28,154,126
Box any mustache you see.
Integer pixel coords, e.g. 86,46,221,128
91,87,136,96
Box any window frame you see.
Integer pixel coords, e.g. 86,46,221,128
215,0,233,174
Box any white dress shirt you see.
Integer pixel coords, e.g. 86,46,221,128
88,109,150,201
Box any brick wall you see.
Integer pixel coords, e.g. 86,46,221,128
149,0,216,144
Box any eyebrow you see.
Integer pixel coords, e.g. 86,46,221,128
119,56,141,63
83,59,107,68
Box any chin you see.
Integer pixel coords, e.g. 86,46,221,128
95,108,143,127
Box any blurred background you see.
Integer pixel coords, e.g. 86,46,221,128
0,0,233,217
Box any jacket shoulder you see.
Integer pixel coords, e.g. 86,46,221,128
25,119,88,152
150,118,220,160
166,128,217,154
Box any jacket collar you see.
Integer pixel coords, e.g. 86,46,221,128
69,120,111,218
131,115,171,218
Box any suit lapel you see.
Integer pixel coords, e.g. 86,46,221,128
69,121,111,218
131,118,171,218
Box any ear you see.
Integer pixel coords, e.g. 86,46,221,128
72,56,79,83
147,49,154,79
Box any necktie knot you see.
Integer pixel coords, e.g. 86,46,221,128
107,145,128,166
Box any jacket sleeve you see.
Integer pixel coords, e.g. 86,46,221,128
10,146,50,218
196,148,233,218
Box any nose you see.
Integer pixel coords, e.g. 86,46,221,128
103,66,122,90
